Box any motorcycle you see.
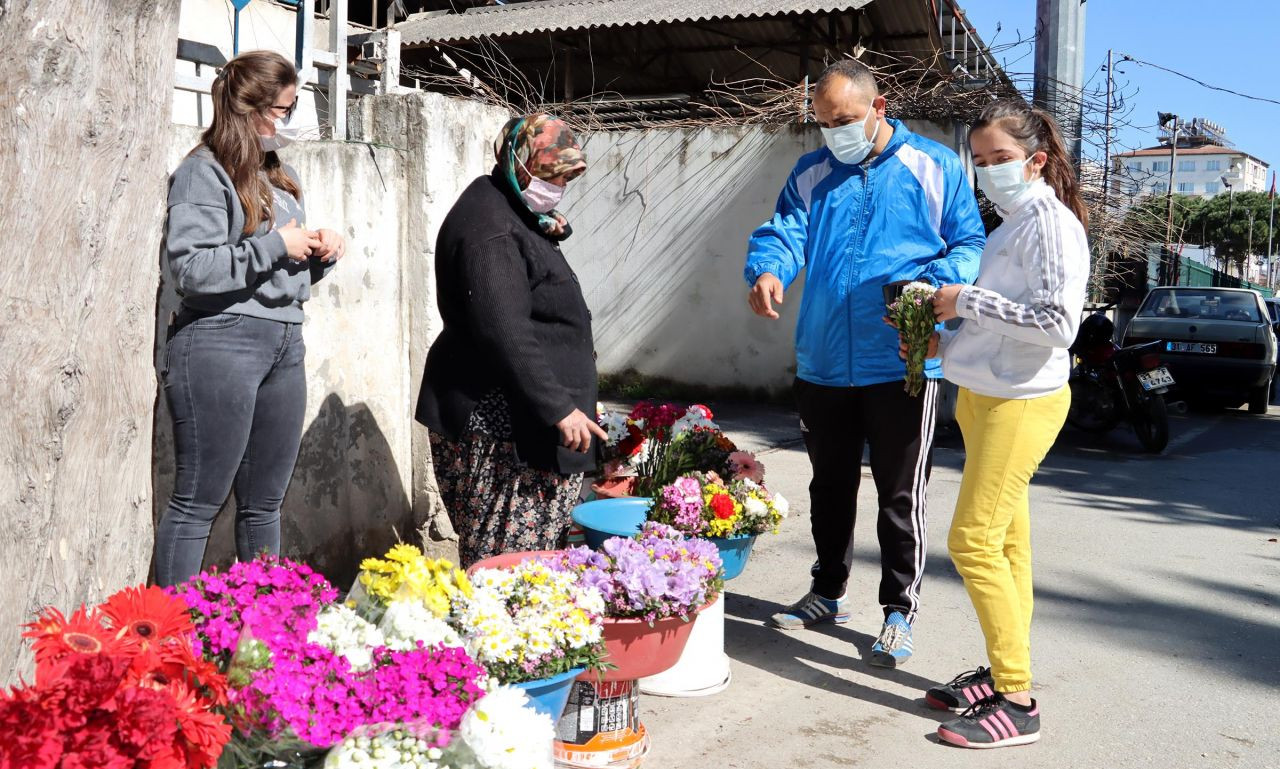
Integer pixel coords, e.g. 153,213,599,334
1067,314,1174,454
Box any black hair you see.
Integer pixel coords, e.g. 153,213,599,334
815,59,878,97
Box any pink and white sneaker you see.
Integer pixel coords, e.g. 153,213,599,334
937,694,1041,749
925,666,995,711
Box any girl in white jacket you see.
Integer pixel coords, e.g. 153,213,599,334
913,100,1090,749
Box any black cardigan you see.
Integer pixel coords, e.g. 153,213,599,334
415,171,600,475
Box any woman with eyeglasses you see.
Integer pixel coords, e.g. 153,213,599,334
155,50,346,586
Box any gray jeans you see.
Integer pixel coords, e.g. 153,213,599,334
155,310,306,587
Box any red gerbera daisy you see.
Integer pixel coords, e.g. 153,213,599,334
100,586,193,649
166,680,231,768
156,643,228,706
22,606,119,675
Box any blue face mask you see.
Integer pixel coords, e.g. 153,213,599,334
975,157,1035,213
820,100,881,165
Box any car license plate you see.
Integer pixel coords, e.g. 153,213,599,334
1167,341,1217,354
1138,367,1175,391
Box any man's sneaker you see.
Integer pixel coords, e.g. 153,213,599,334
867,611,913,668
937,694,1041,749
769,592,850,629
925,666,996,711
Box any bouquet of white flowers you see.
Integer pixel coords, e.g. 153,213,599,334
888,281,938,397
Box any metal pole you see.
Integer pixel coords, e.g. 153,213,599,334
328,0,348,140
1101,49,1114,203
1227,187,1236,274
296,0,315,75
1034,0,1087,163
1164,121,1179,284
1269,176,1276,288
1247,209,1256,266
233,6,241,56
1097,47,1114,301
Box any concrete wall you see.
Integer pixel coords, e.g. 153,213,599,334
153,92,508,585
562,119,970,396
349,93,510,551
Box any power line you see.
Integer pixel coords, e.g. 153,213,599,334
1118,54,1280,108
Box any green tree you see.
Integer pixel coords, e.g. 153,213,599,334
1125,191,1276,276
1191,191,1276,274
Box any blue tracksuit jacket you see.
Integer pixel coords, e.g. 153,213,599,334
744,119,986,387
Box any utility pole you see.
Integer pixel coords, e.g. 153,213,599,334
1096,48,1114,301
1159,112,1180,285
1269,172,1276,288
1224,178,1236,275
1034,0,1086,163
1101,49,1114,202
1247,209,1256,280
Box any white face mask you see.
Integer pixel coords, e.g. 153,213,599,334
517,155,566,213
820,100,882,165
522,176,565,213
259,112,302,152
975,157,1036,213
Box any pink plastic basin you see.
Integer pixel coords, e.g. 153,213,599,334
582,597,715,682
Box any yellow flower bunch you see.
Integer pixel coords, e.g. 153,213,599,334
358,543,472,618
703,483,743,538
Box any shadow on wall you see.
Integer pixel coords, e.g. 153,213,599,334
152,384,413,590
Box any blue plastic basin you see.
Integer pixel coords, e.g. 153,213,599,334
513,667,584,721
571,497,651,549
709,534,758,581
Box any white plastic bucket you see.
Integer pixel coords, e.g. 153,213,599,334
638,592,731,697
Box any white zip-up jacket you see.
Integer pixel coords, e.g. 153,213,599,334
940,180,1089,399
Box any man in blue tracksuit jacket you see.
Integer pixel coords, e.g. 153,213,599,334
745,60,985,668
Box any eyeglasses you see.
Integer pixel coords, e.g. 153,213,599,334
270,98,298,119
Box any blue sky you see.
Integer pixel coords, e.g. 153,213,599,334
961,0,1277,176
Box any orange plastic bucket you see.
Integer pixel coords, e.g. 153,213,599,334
554,679,650,768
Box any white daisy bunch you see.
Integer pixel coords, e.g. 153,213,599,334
378,598,467,652
455,561,604,683
452,686,554,769
324,728,449,769
773,492,790,518
670,405,715,438
308,603,386,671
596,403,631,448
735,479,790,534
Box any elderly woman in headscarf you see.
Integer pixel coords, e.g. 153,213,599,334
416,113,606,567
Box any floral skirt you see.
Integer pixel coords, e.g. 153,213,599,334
430,403,583,567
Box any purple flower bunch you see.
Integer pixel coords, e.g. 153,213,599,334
177,556,485,752
169,555,338,659
656,475,707,535
547,523,723,624
235,642,484,747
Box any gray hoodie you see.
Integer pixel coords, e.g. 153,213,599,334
165,147,333,323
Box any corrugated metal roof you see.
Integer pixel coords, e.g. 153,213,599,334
399,0,875,46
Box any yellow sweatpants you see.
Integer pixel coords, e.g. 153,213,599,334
948,385,1070,694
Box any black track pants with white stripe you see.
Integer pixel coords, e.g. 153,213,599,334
794,377,937,623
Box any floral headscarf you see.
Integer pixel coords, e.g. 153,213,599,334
495,114,586,236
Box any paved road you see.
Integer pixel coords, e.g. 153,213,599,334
636,399,1280,768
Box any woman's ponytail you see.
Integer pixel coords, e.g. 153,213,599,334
973,99,1089,228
